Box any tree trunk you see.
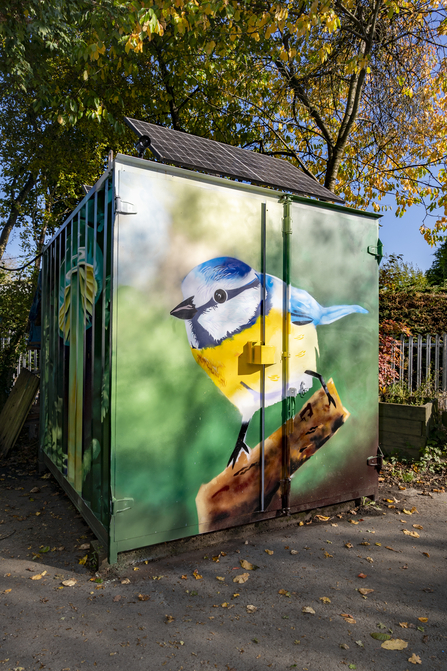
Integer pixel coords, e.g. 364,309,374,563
0,173,35,262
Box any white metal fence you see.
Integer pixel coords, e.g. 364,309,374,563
392,334,447,392
0,338,40,381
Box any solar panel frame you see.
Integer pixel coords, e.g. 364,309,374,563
124,117,344,203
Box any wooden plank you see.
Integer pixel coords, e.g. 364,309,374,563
379,403,427,421
0,369,40,457
380,417,423,437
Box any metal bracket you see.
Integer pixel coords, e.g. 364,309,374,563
247,342,276,365
111,497,134,514
115,197,137,215
367,446,384,471
367,239,383,263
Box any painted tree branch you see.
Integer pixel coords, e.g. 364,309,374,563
196,379,349,533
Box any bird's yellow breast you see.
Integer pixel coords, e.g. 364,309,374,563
191,309,318,413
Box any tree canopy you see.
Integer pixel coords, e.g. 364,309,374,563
1,0,447,266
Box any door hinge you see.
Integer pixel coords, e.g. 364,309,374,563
111,497,134,514
367,446,383,471
367,239,383,263
115,197,137,215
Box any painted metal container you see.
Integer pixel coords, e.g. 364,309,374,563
40,154,381,563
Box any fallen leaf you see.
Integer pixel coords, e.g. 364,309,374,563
290,550,298,555
264,549,274,555
410,507,418,513
216,576,225,582
375,542,382,546
422,552,430,557
381,639,408,650
278,589,291,597
384,499,394,503
403,530,420,538
133,567,139,571
398,485,406,490
61,579,77,587
339,643,349,650
113,595,121,602
302,606,315,614
349,520,359,525
78,555,88,565
357,573,367,579
319,597,331,603
358,588,374,596
340,614,356,624
345,543,353,549
138,594,150,601
221,551,227,556
418,617,428,622
121,578,130,585
181,575,187,580
165,615,175,623
31,571,47,581
360,542,370,546
408,653,422,664
315,515,330,521
399,622,409,628
355,640,364,647
370,633,391,641
240,559,258,570
78,543,90,550
366,557,374,563
246,605,257,613
212,555,220,562
3,588,12,594
193,570,203,580
385,546,399,552
402,509,412,515
324,551,333,558
348,665,356,670
413,524,423,530
233,573,249,584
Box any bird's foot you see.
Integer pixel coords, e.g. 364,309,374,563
327,392,336,408
227,440,250,469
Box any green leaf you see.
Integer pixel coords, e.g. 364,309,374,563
370,632,391,641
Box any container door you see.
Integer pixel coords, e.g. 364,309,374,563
282,200,379,512
110,160,284,559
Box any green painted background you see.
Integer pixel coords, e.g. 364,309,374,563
112,160,378,551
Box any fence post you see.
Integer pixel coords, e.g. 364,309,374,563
443,334,447,392
408,335,414,391
416,334,422,389
399,334,405,384
435,334,440,391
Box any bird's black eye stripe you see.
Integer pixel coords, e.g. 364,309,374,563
214,288,227,304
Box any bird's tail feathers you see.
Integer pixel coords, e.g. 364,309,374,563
318,304,368,325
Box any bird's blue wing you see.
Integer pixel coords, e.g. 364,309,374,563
289,286,368,325
290,287,322,325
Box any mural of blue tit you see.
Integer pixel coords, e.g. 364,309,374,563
171,257,368,468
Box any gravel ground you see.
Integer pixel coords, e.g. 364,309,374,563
1,434,446,671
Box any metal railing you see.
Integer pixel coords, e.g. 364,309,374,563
392,334,447,392
0,338,40,381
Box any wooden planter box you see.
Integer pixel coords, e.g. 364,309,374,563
379,401,437,459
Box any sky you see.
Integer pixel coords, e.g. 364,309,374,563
377,202,440,272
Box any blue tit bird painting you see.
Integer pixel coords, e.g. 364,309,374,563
171,257,368,468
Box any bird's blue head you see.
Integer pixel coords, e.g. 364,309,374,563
170,257,261,348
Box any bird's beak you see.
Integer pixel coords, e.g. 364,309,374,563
170,296,197,320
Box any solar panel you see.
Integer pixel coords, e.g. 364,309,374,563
124,117,344,203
